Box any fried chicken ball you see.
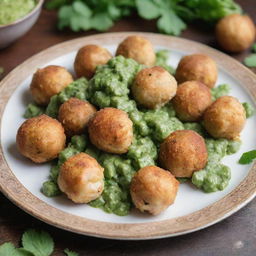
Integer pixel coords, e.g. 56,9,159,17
74,44,112,79
88,108,133,154
16,115,66,163
216,14,256,53
203,96,246,139
175,54,217,88
116,35,156,66
159,130,208,178
58,98,97,137
172,81,212,121
130,166,179,215
58,153,104,203
132,66,177,109
30,65,73,106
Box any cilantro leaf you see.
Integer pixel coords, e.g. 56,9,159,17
91,13,113,31
15,248,35,256
253,43,256,53
22,230,54,256
0,243,17,256
239,150,256,164
157,9,186,36
64,248,79,256
244,54,256,68
73,2,92,17
135,0,161,19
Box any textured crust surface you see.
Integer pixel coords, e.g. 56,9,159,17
172,81,212,121
216,14,256,53
203,96,246,139
88,107,133,154
58,97,97,137
58,153,104,203
159,130,208,177
175,54,217,88
116,35,156,66
74,44,112,79
132,66,177,109
130,166,179,215
16,114,66,163
30,65,73,105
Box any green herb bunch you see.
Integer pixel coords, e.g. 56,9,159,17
45,0,242,35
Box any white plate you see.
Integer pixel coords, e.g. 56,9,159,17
0,32,255,239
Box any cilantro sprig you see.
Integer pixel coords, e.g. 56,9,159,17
244,43,256,68
45,0,242,35
0,229,79,256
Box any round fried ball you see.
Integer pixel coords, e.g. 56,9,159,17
159,130,208,178
74,44,112,79
88,108,133,154
175,54,217,88
130,166,179,215
30,65,73,106
203,96,246,139
216,14,256,53
16,115,66,163
58,153,104,203
172,81,212,121
116,35,156,66
132,66,177,109
58,98,97,137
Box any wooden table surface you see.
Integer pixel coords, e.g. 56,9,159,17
0,1,255,255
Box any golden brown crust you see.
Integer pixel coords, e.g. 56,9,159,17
130,166,179,215
58,97,97,137
58,153,104,203
116,35,156,66
216,14,256,53
172,80,212,121
132,66,177,109
74,44,112,79
30,65,73,105
175,54,217,88
88,107,133,154
159,130,208,178
16,114,66,163
203,96,246,139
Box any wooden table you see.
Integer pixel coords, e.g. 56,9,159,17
0,1,255,255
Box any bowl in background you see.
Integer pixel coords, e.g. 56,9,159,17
0,0,44,49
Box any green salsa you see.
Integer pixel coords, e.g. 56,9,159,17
0,0,37,25
24,53,253,216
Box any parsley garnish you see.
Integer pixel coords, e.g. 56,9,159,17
239,150,256,164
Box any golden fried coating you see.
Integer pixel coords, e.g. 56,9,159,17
74,44,112,79
175,54,217,88
16,115,66,163
132,66,177,109
88,108,133,154
216,14,256,53
58,153,104,203
30,65,73,106
172,81,212,121
203,96,246,140
159,130,208,178
58,97,97,137
116,35,156,66
130,166,179,215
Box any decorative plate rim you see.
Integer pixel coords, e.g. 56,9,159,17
0,32,256,240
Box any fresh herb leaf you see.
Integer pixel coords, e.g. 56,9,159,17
91,13,113,31
0,243,17,256
239,150,256,164
15,248,35,256
244,54,256,68
73,1,92,17
64,248,79,256
45,0,70,10
135,0,161,19
22,229,54,256
252,43,256,53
